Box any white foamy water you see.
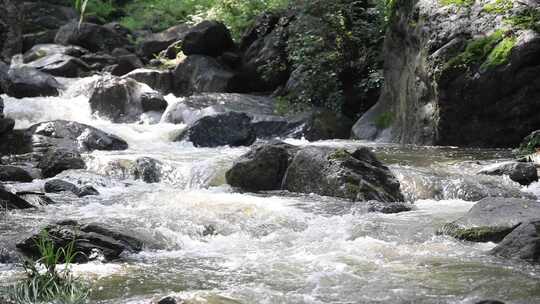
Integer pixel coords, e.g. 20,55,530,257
1,77,539,304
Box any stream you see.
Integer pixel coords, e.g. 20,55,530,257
1,77,539,304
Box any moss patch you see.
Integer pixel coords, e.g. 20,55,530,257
445,30,507,70
440,0,475,7
439,223,515,242
329,149,352,161
506,8,540,32
483,0,513,14
482,36,516,69
375,112,393,129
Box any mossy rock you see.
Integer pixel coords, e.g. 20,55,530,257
519,130,540,155
439,223,516,242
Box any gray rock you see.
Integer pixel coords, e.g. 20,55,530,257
0,187,34,210
137,24,190,59
37,148,86,178
440,197,540,242
17,220,143,263
27,120,128,153
77,185,99,197
0,117,15,135
124,68,172,94
105,53,143,77
172,55,234,96
226,141,298,191
182,21,234,57
283,147,405,202
129,157,162,183
478,161,538,186
352,0,540,148
491,220,540,264
0,165,33,182
55,22,131,53
5,66,61,98
17,191,55,206
25,53,89,77
157,296,177,304
176,112,256,148
365,201,413,214
89,75,165,123
23,44,88,63
44,179,79,194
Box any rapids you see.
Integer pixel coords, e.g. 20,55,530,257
1,77,539,304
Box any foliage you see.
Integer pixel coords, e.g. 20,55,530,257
483,0,513,14
445,29,506,69
6,231,89,304
505,8,540,32
519,131,540,155
116,0,289,36
282,0,386,113
482,36,516,68
440,0,475,7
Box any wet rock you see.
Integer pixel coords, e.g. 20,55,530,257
44,179,79,194
0,187,34,210
0,130,32,155
440,197,540,242
129,157,162,183
89,75,166,123
4,66,61,98
105,53,143,77
22,31,58,53
0,248,20,264
37,148,86,178
140,91,168,113
16,191,55,206
27,120,128,153
283,147,405,202
365,201,413,214
175,112,256,148
80,52,117,71
17,220,143,263
55,22,131,53
23,44,88,63
124,68,172,94
172,55,234,96
475,301,505,304
77,185,99,197
25,53,89,78
226,141,298,191
182,21,234,57
0,96,3,117
490,220,540,264
290,109,354,141
478,161,538,186
0,165,33,182
157,296,177,304
0,117,15,136
137,24,190,59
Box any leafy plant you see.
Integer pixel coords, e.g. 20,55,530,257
483,0,513,14
7,231,89,304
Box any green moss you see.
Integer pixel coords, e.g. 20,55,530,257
345,182,360,197
482,36,516,68
375,112,393,129
440,0,475,7
439,223,514,242
329,149,352,161
505,8,540,32
483,0,513,14
445,30,506,69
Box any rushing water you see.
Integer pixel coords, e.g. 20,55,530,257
1,77,539,304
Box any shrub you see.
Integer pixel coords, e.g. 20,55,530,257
6,231,89,304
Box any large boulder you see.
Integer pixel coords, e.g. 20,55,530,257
491,220,540,264
124,68,172,94
105,53,143,76
0,186,34,210
137,24,190,59
353,0,540,148
283,147,405,202
0,117,15,136
44,179,99,197
20,1,77,36
27,120,128,153
226,141,298,191
89,75,167,123
37,148,86,178
440,198,540,242
182,21,234,57
0,165,33,182
175,112,256,148
232,12,291,92
478,161,538,186
171,55,234,96
17,220,143,262
4,66,62,98
55,22,131,53
25,53,89,77
23,44,88,63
